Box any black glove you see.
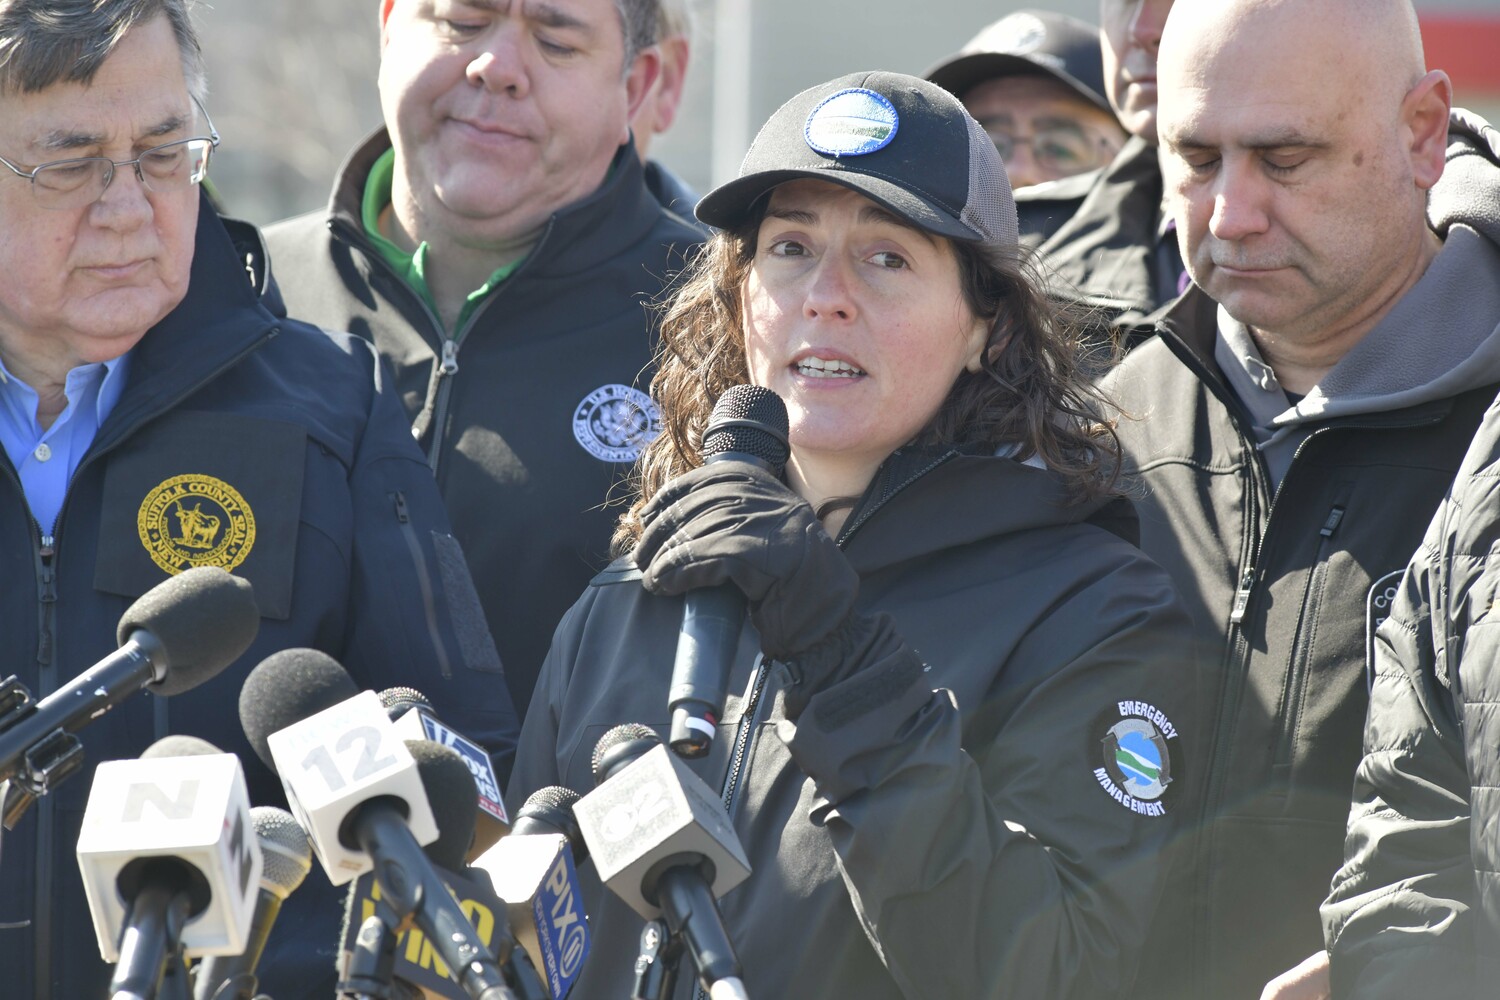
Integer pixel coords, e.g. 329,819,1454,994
634,460,859,662
636,461,929,727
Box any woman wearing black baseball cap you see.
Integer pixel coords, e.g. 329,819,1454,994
509,71,1198,999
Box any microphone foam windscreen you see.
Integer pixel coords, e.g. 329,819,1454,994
239,648,359,770
378,686,431,720
406,739,479,872
117,567,260,696
515,786,588,863
140,735,223,759
702,385,790,474
590,723,661,786
251,806,313,899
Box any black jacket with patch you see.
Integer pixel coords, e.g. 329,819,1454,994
0,197,518,1000
510,447,1202,999
265,131,704,723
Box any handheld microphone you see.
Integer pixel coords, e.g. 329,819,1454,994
76,736,263,1000
0,567,258,803
668,386,789,758
380,686,509,858
238,649,439,885
190,806,313,1000
471,787,590,999
574,725,750,1000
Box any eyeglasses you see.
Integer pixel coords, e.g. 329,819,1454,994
0,99,220,211
984,123,1112,175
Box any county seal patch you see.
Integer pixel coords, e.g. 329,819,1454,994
1092,700,1181,817
137,474,256,575
572,384,661,463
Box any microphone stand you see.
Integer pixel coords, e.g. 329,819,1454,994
657,868,750,1000
109,882,195,1000
351,802,523,1000
631,919,681,1000
338,909,402,1000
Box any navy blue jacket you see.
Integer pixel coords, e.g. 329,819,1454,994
0,196,519,1000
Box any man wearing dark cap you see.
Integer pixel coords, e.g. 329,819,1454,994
927,9,1126,244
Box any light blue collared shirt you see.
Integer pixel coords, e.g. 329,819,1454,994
0,352,131,536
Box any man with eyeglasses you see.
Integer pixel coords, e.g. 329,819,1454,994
0,3,518,999
926,9,1127,245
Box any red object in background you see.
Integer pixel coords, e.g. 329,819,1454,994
1421,14,1500,94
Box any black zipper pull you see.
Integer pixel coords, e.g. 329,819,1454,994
1320,505,1346,538
393,491,410,524
37,534,57,667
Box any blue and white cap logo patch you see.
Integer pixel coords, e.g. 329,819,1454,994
573,384,661,463
804,88,899,158
1093,700,1180,818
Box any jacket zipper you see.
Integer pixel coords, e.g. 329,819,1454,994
687,659,770,1000
835,450,958,546
422,339,460,469
330,218,548,479
0,454,61,1000
1272,503,1346,773
1192,421,1276,993
390,491,452,679
719,656,770,820
32,533,56,1000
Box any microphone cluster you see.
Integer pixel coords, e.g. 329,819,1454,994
35,385,783,1000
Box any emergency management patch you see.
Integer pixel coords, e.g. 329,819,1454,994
572,384,661,463
804,88,899,158
1092,700,1180,817
137,473,256,575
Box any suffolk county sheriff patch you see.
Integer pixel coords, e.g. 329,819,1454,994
572,384,661,463
137,473,256,575
1092,700,1181,817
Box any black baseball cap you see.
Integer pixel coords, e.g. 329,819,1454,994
925,10,1111,114
695,71,1018,256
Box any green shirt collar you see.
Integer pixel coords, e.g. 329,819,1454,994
360,148,523,332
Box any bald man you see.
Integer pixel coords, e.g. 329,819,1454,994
1100,1,1500,997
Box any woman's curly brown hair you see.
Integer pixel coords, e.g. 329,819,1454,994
611,199,1122,555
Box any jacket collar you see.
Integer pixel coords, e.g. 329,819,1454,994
97,191,279,448
839,445,1138,574
1037,135,1166,315
325,127,668,280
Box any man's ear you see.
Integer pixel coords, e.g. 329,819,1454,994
646,36,691,136
1403,69,1453,191
378,0,398,50
622,46,663,141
